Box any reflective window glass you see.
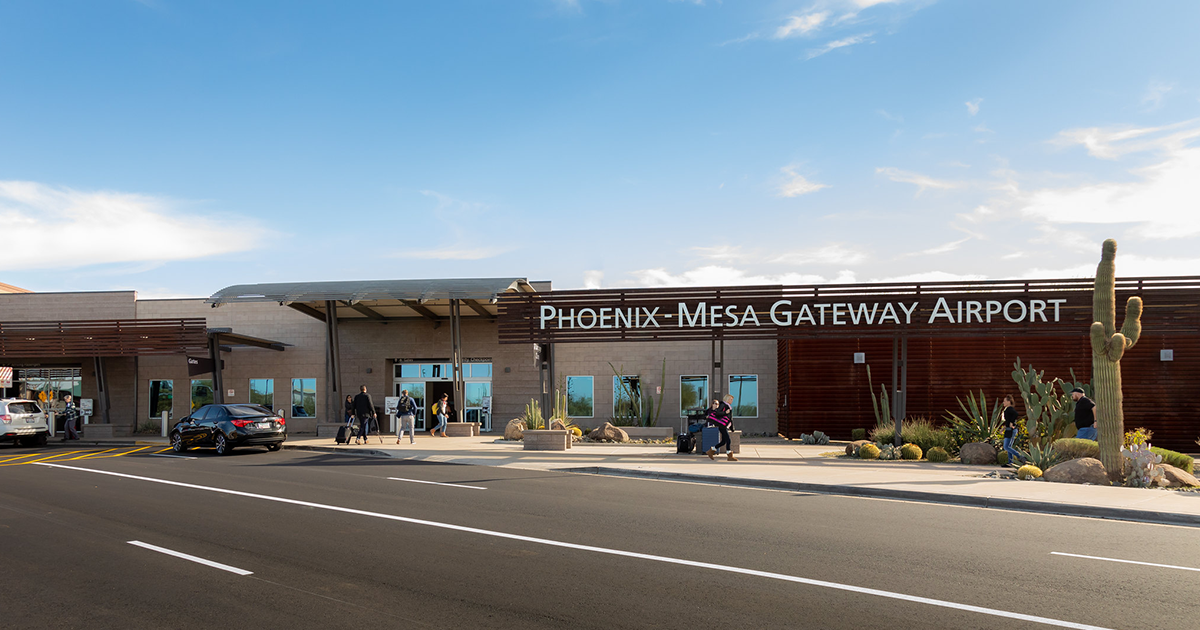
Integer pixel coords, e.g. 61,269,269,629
728,375,758,417
680,375,709,416
190,379,214,412
291,378,316,417
566,376,594,418
149,380,173,419
249,379,273,412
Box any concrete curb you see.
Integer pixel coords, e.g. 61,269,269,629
556,466,1200,528
284,444,395,458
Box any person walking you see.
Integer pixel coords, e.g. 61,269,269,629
1070,388,1098,441
429,393,449,437
61,394,80,441
705,398,737,461
1000,394,1020,465
353,385,378,445
396,389,417,444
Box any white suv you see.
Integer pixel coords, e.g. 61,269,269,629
0,399,50,446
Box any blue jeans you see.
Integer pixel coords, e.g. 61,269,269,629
1003,434,1020,464
1076,426,1097,441
432,413,447,433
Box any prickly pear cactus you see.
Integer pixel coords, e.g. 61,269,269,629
878,444,900,460
1121,442,1163,488
1091,240,1143,482
812,430,830,445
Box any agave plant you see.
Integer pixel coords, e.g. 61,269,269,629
944,390,1002,447
1015,442,1058,470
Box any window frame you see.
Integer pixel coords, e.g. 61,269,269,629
565,375,594,419
679,374,710,417
190,379,214,413
727,374,759,418
612,375,641,421
290,378,317,418
148,379,174,420
248,378,274,413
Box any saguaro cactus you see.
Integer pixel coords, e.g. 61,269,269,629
1091,239,1143,482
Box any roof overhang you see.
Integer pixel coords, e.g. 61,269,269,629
205,278,537,323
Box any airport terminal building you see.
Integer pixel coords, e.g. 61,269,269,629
1,275,1197,450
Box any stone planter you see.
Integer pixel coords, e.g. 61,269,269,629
444,422,481,437
523,429,571,451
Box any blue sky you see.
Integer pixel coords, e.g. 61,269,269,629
2,0,1198,297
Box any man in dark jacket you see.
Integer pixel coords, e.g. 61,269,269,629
352,385,377,444
1070,388,1098,441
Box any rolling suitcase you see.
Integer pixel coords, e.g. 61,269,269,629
700,426,720,454
335,422,353,445
676,433,695,454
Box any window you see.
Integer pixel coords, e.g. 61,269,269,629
566,376,594,418
728,374,758,418
397,382,425,429
249,379,274,412
149,380,173,419
291,378,316,417
190,379,214,412
469,363,493,378
464,382,492,427
680,375,709,416
612,375,641,421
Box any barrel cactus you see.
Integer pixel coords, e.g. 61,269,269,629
926,446,949,462
1017,464,1043,480
858,443,881,460
900,443,923,460
1091,239,1143,483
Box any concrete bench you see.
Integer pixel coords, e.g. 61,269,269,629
620,426,675,440
444,422,481,437
523,429,572,451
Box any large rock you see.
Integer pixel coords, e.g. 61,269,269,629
846,440,871,456
504,418,525,441
1044,457,1110,485
959,442,998,465
1159,464,1200,488
589,422,629,442
550,419,567,431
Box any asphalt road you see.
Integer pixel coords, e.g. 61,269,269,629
2,444,1198,629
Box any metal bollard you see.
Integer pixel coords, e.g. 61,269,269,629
161,411,169,437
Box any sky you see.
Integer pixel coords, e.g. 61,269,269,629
1,0,1199,298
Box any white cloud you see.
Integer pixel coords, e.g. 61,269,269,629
805,32,872,59
1141,80,1175,110
583,270,603,289
772,244,867,265
0,181,265,271
628,265,857,288
965,98,982,116
898,237,971,258
870,270,989,283
391,189,515,260
1024,120,1200,239
875,166,960,194
774,12,830,39
877,109,904,123
1018,254,1200,280
778,166,829,197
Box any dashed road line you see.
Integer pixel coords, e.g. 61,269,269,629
387,476,487,490
127,540,253,576
1051,551,1200,573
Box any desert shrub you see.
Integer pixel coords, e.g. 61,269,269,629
871,418,955,455
1124,427,1153,447
134,420,161,435
851,428,866,441
996,450,1009,466
1017,465,1043,480
1052,438,1099,462
900,443,922,460
1150,447,1194,474
858,443,881,460
926,446,949,463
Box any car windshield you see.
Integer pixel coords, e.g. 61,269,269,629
225,404,275,418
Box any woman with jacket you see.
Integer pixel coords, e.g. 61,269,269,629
706,398,737,461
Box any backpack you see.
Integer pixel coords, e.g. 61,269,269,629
431,402,440,416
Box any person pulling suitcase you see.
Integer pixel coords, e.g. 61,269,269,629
705,398,737,461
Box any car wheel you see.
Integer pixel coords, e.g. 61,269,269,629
267,443,282,452
19,436,33,447
33,432,48,446
214,433,231,455
170,432,185,453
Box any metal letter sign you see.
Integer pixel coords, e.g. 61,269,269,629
0,366,12,388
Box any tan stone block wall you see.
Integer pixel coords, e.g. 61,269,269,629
0,291,136,321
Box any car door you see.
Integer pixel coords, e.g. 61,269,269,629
201,406,228,445
181,406,209,445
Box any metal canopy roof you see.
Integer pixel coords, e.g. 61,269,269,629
205,277,536,323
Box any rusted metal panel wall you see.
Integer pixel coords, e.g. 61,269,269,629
780,332,1200,452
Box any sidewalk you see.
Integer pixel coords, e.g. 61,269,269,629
284,435,1200,527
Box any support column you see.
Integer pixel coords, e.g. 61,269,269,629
324,300,343,422
450,299,464,422
93,356,111,425
891,336,901,447
208,334,224,404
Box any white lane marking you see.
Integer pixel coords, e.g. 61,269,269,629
149,454,198,460
1052,551,1200,573
387,476,486,490
127,540,253,576
39,462,1107,630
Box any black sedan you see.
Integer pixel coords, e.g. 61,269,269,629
170,404,286,455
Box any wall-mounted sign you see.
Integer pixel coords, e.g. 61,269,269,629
384,396,400,415
80,398,94,415
0,366,11,388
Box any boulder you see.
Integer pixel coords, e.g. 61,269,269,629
846,440,871,456
589,422,629,442
1044,457,1110,486
1159,463,1200,488
959,442,998,465
504,419,525,441
550,419,566,431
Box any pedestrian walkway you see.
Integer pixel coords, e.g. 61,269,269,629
283,434,1200,527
